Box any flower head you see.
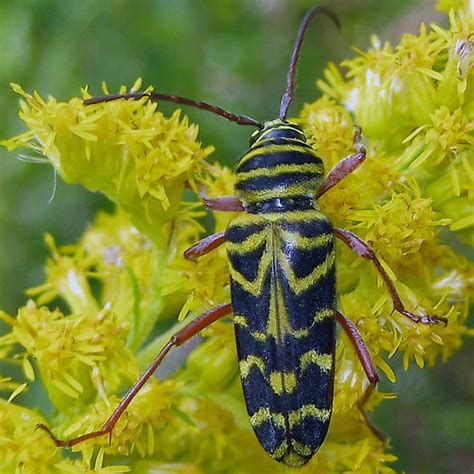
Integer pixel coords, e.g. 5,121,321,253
2,80,214,244
1,4,472,473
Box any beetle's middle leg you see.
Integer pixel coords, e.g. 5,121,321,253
334,228,447,325
335,310,385,440
184,231,227,260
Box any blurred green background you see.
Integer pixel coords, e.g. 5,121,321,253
0,1,472,472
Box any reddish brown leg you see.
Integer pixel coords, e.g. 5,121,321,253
184,231,227,260
37,303,233,448
335,310,385,440
334,228,447,325
199,186,244,212
202,195,245,212
335,310,378,405
315,127,366,199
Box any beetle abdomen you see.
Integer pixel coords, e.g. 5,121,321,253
227,210,336,467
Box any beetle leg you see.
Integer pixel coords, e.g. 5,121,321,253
334,228,447,325
335,310,379,405
37,303,232,448
335,310,385,440
315,127,366,199
184,231,227,260
359,409,387,442
202,195,245,212
199,185,245,212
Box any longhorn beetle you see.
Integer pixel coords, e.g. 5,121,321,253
39,5,447,467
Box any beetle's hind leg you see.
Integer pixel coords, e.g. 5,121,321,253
334,228,447,325
335,310,379,407
37,303,232,448
335,310,386,441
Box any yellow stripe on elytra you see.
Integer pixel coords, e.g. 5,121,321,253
237,162,323,181
250,407,286,429
279,250,335,295
230,216,334,340
288,405,331,429
289,308,334,339
238,143,319,168
279,229,332,250
273,440,289,460
226,229,267,255
313,307,334,322
249,330,268,341
239,355,266,379
234,314,267,341
229,244,272,296
251,405,330,432
291,440,312,457
282,451,308,467
266,247,291,341
292,327,310,339
269,371,297,395
233,314,248,328
275,441,312,467
300,350,333,373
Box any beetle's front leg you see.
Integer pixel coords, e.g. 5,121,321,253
316,126,366,199
334,228,447,325
199,185,244,212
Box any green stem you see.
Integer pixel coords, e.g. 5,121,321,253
130,244,167,351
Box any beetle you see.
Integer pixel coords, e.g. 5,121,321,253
39,5,446,467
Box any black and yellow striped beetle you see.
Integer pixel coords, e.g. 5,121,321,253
39,5,447,467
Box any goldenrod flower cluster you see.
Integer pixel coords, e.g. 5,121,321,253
0,3,472,473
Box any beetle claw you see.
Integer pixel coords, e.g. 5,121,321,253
401,311,448,326
420,314,448,326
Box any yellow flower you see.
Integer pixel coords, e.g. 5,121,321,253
26,233,98,312
52,379,177,459
1,4,472,473
317,9,474,243
0,400,61,474
161,248,229,321
0,301,134,412
1,80,214,245
437,0,469,10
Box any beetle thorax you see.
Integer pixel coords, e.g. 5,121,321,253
235,120,325,212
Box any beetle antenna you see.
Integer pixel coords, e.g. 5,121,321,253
84,91,262,128
279,6,340,120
